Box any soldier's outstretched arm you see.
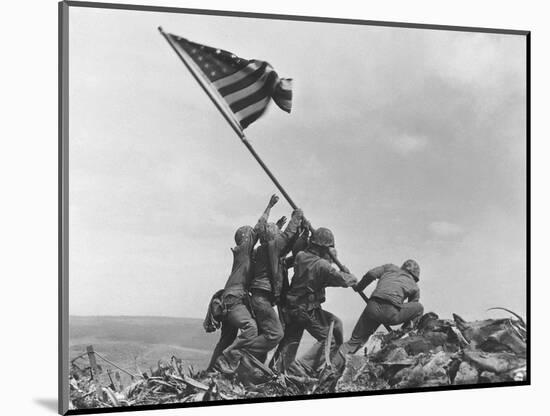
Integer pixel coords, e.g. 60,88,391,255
276,207,304,253
281,208,303,238
320,262,358,288
291,226,309,256
255,194,279,229
354,264,390,292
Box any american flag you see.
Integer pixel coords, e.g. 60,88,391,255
165,33,292,129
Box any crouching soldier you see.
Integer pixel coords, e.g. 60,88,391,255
210,194,279,374
332,259,424,372
278,227,358,376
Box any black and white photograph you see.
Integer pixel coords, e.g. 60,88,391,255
59,1,529,414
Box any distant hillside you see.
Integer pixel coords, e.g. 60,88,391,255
70,315,214,350
69,316,217,381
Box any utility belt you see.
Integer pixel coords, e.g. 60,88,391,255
250,288,274,299
221,292,254,315
286,291,325,310
370,296,402,310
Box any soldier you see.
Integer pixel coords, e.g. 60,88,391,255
245,206,305,362
332,259,424,372
211,194,279,374
277,227,358,376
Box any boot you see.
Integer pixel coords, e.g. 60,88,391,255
214,350,243,375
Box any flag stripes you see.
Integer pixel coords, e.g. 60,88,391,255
218,62,269,97
165,32,292,129
213,61,263,90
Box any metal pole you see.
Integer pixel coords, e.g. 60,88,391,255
240,136,298,209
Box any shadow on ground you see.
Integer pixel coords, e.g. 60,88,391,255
34,398,58,413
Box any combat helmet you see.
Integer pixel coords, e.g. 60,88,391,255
310,227,335,248
234,225,253,246
401,259,420,281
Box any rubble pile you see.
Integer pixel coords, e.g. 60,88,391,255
337,309,527,392
69,354,314,410
69,309,527,410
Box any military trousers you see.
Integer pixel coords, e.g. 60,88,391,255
275,307,343,375
333,298,424,370
247,291,284,361
220,296,258,354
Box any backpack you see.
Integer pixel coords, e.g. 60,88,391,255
203,289,226,333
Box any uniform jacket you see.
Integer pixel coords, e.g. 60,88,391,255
286,250,356,310
356,264,420,307
222,217,267,300
249,211,302,298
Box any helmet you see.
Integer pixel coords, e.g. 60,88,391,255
260,222,281,245
234,225,253,246
310,227,335,248
401,259,420,281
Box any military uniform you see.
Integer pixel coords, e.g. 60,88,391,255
274,249,356,375
246,209,303,361
208,219,266,370
333,263,424,371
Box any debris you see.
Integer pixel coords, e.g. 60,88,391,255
334,309,526,392
69,309,527,409
453,361,478,385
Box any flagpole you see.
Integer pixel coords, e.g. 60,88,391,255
158,26,298,209
238,137,298,209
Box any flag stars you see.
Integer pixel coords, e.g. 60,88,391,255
198,56,203,61
191,48,196,54
215,49,221,54
211,71,216,76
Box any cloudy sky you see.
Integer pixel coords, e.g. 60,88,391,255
68,6,527,331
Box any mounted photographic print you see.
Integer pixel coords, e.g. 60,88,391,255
59,1,530,414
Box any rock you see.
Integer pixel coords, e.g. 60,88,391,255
417,312,440,332
479,328,526,355
453,315,526,355
390,367,414,386
463,350,526,374
511,366,527,381
404,332,450,355
420,351,452,385
365,334,384,355
453,361,478,385
383,347,409,363
393,364,425,388
478,371,506,383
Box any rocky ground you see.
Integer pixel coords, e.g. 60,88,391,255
69,309,527,410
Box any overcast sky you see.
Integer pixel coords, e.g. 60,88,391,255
68,6,527,331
